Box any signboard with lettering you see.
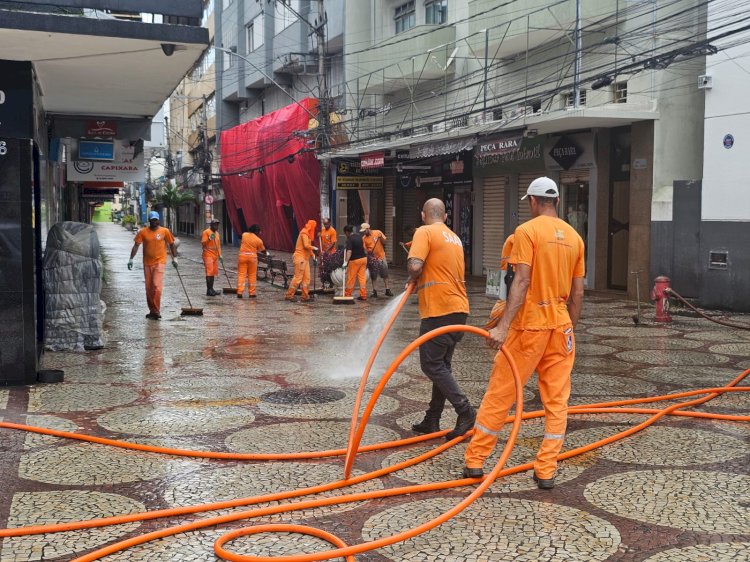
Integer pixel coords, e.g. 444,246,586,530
548,135,582,170
86,120,118,137
361,151,385,170
477,131,525,157
474,136,544,171
544,133,595,171
336,176,384,190
67,140,145,182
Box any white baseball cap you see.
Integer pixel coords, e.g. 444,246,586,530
521,176,559,200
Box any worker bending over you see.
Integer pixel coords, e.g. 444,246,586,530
285,219,318,302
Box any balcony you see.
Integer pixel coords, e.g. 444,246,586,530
467,0,618,59
348,24,457,94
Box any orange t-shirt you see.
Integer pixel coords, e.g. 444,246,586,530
510,215,585,330
134,226,175,266
201,228,221,258
320,226,337,254
408,222,469,319
239,232,265,256
500,234,515,271
363,230,386,259
293,231,314,260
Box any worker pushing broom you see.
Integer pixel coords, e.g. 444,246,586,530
127,211,181,320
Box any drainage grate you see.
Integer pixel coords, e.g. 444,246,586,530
261,388,346,405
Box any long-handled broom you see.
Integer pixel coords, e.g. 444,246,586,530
332,263,355,305
173,261,203,316
215,239,236,294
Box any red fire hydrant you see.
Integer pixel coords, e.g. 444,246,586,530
650,275,672,323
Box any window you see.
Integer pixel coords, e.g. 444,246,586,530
246,16,264,53
425,0,447,25
189,110,201,132
613,81,627,103
564,89,587,107
201,0,214,26
395,1,416,34
275,0,299,35
206,94,216,119
222,0,232,10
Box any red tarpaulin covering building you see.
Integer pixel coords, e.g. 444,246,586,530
220,98,320,251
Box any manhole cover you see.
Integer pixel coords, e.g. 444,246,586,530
261,388,346,405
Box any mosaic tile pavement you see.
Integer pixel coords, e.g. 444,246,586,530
0,223,747,562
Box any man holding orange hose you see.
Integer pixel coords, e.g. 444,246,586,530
463,177,585,489
407,198,475,441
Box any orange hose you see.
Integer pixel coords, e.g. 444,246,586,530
343,283,414,479
0,306,745,562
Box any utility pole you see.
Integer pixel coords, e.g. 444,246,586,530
201,95,213,223
573,0,582,108
316,0,330,221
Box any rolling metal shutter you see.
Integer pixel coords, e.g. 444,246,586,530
517,172,538,226
384,176,395,261
482,175,506,273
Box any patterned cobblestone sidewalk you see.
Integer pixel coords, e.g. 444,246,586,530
0,223,747,561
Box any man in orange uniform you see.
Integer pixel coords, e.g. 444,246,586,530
237,224,267,299
285,219,318,302
200,218,222,296
407,198,475,440
361,222,393,298
463,177,585,489
343,224,368,301
319,217,337,254
128,211,178,320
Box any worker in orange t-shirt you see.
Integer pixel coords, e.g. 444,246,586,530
319,218,337,254
362,223,393,298
237,224,267,299
200,218,222,296
285,219,318,302
128,211,178,320
406,198,475,441
463,177,585,490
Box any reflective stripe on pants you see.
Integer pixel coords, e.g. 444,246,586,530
286,257,311,299
237,255,258,295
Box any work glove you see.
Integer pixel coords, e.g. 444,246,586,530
343,261,348,269
172,258,179,268
209,233,216,241
127,259,133,270
219,256,224,265
312,246,319,252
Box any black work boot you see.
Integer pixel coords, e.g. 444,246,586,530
445,405,476,441
532,472,556,490
371,289,378,298
385,288,394,297
411,415,441,434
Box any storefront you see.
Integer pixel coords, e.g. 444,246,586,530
393,139,474,269
474,130,600,285
333,156,386,253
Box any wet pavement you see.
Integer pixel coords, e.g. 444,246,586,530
1,222,748,561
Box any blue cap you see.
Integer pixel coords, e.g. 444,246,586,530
148,211,160,221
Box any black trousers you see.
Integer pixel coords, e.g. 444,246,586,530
418,312,470,417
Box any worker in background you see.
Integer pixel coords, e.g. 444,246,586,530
200,218,222,296
285,219,318,303
407,198,475,441
237,223,268,299
362,222,393,298
319,217,337,254
486,234,516,330
127,210,178,321
343,224,368,301
399,224,417,253
462,177,585,490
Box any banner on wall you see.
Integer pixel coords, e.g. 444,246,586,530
67,140,145,182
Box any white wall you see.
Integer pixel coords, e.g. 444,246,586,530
702,5,750,221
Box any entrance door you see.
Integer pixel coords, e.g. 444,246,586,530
450,187,473,272
608,181,630,289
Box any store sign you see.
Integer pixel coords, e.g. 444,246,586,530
409,137,475,159
474,137,544,170
361,151,384,170
67,140,145,182
548,135,583,170
86,120,118,137
336,176,384,190
477,132,524,156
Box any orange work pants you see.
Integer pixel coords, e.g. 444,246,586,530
237,254,258,296
203,254,219,276
286,255,311,300
143,263,166,315
464,324,575,479
345,257,367,298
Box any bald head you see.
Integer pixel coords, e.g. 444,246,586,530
422,198,446,225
